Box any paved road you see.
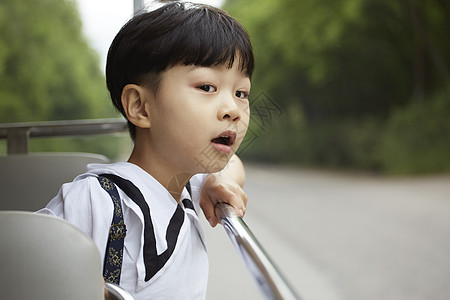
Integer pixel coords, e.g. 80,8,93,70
203,164,450,300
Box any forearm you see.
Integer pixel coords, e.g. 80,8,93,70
210,154,245,187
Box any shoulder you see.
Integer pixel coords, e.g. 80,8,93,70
40,176,114,234
54,176,106,205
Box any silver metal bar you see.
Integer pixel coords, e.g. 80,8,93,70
134,0,145,15
0,118,128,154
216,203,301,300
105,282,135,300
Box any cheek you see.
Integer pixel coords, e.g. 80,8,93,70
240,103,250,129
235,105,250,145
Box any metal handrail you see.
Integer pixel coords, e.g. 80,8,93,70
216,203,301,300
105,282,135,300
0,118,127,154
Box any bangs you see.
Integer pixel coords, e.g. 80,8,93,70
139,3,254,78
174,6,254,77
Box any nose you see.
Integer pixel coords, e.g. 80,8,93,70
218,94,241,122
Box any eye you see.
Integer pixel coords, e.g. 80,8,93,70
198,84,217,93
235,90,249,100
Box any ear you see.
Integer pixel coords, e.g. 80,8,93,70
121,84,151,128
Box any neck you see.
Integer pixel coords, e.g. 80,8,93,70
127,146,192,202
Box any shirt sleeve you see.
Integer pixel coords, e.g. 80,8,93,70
37,176,114,257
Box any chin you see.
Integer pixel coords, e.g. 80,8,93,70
194,153,232,174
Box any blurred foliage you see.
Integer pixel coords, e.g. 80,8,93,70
0,0,125,159
225,0,450,174
380,88,450,174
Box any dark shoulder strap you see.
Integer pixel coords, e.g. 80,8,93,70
99,173,194,282
97,176,126,285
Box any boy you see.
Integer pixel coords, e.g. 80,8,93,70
39,1,254,299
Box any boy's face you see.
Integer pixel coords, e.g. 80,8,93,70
143,59,251,174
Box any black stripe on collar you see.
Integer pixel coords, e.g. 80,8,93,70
99,174,185,282
182,198,196,211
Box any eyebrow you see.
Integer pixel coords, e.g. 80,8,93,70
183,64,252,85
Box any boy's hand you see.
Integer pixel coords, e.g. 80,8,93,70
200,174,248,227
199,155,248,227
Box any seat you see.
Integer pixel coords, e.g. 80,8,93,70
0,153,110,211
0,211,105,299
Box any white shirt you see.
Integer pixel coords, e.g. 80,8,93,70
39,162,209,299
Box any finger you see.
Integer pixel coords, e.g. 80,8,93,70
220,191,247,217
209,184,248,217
200,194,219,227
239,190,248,217
207,183,238,203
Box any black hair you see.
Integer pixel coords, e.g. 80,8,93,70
106,1,255,140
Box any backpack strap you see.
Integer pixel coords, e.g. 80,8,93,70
97,176,127,285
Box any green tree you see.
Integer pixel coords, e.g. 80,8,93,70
226,0,448,119
0,0,114,123
0,0,127,159
225,0,450,173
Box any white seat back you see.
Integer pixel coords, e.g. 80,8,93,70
0,153,110,211
0,211,104,299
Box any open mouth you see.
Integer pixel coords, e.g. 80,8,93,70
211,131,236,153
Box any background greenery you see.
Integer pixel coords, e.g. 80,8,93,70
227,0,450,174
0,0,448,173
0,0,125,158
